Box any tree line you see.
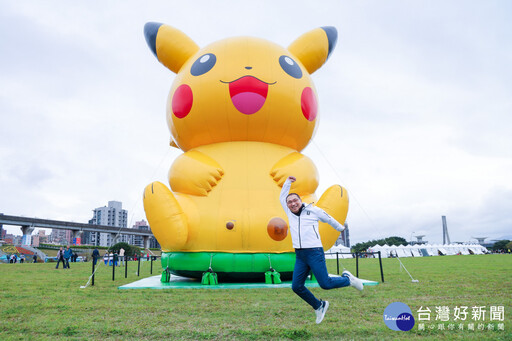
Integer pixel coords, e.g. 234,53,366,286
351,236,408,253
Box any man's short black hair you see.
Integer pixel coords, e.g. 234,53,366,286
286,193,301,202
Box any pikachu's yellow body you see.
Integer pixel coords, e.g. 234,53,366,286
142,23,348,279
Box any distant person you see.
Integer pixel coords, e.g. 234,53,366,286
280,176,364,324
64,246,72,269
103,251,109,265
33,254,37,263
147,252,150,261
108,251,113,266
119,248,125,266
92,248,100,266
20,254,25,263
55,247,65,269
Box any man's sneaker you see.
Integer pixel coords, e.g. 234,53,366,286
315,300,329,324
342,270,364,291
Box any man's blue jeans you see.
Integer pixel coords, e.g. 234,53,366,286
292,247,350,310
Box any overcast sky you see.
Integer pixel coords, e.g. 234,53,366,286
1,1,511,245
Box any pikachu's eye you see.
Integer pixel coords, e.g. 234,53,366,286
279,55,302,79
191,53,216,76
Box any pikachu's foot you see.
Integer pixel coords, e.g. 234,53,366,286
317,185,349,226
143,181,188,250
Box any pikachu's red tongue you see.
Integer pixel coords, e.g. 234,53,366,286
229,76,268,115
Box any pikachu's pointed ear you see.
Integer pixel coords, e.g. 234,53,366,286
144,22,200,74
288,27,337,74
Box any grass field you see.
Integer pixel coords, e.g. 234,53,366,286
0,254,510,340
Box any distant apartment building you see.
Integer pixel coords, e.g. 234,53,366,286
31,230,48,247
130,220,160,249
49,229,72,245
3,234,21,245
83,201,128,247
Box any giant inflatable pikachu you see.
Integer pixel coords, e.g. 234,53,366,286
143,23,348,281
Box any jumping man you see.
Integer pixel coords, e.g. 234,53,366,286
280,176,364,324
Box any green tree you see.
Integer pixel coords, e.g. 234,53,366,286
506,241,512,251
352,236,408,253
492,240,510,251
110,242,141,257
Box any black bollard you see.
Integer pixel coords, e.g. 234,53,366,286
378,251,385,282
125,256,128,278
336,252,339,275
112,260,115,281
150,256,153,275
356,252,359,278
92,259,95,286
137,257,141,277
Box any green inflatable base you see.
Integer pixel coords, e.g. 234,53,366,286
161,251,295,282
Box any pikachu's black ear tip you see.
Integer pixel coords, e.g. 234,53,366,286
320,26,337,60
144,22,164,58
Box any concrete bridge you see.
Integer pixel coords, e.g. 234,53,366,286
0,214,154,248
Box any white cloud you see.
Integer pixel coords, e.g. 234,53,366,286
1,1,511,245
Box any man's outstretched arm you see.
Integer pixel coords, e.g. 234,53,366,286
313,206,345,232
280,176,296,211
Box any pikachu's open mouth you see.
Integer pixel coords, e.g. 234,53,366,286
225,76,274,115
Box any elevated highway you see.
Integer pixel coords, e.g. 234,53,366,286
0,214,154,248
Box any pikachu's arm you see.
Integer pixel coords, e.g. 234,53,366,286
270,152,318,194
169,150,224,196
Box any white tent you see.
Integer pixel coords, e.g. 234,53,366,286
368,243,491,257
394,245,411,257
459,245,470,255
424,244,439,256
325,245,353,259
380,244,394,258
407,244,423,257
443,244,458,255
436,244,449,256
467,244,486,255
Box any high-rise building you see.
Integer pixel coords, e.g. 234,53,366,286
50,229,72,245
32,230,49,247
131,220,160,249
83,201,128,247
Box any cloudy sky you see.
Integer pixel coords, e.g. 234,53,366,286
1,1,511,245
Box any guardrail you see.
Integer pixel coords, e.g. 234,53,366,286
325,251,385,283
90,255,161,285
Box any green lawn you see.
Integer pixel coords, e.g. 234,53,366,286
0,254,510,340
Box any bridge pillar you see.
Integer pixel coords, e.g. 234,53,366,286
20,225,35,246
143,236,150,250
110,233,120,246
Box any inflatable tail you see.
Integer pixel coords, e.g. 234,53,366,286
143,181,188,251
316,185,349,250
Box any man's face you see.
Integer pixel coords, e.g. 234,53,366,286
286,194,302,214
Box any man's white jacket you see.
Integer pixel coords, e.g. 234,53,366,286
280,179,345,249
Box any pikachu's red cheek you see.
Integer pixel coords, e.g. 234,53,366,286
172,84,193,118
301,87,317,121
